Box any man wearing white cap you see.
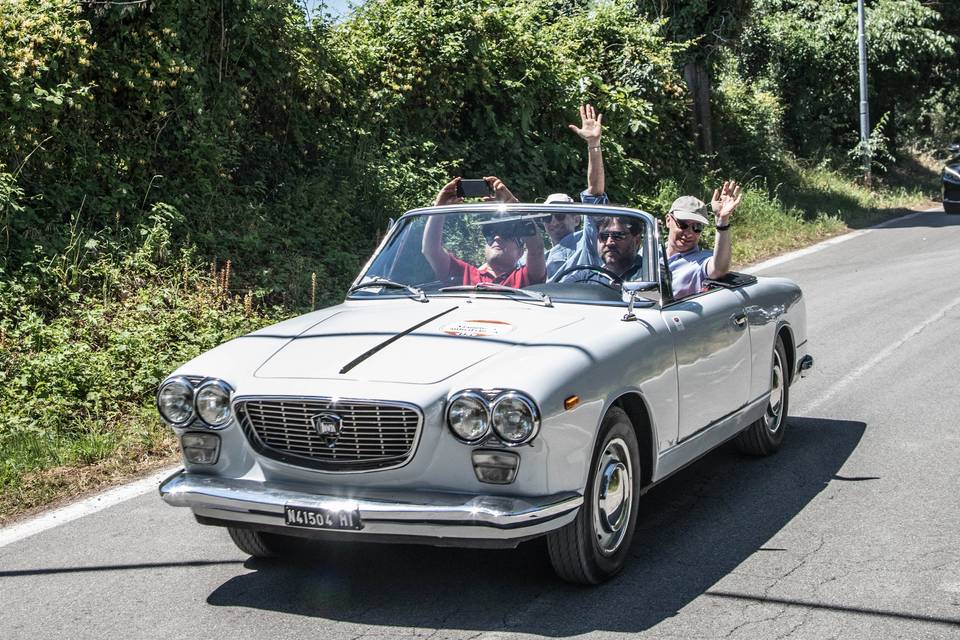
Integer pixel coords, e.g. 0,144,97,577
539,192,581,278
665,180,742,298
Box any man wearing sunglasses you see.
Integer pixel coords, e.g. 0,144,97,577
540,199,582,278
423,176,546,287
665,180,742,298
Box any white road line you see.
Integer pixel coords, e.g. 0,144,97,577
804,293,960,415
746,207,938,274
0,466,179,548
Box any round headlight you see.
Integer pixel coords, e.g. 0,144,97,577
194,379,233,428
491,393,540,445
157,377,195,426
446,392,490,443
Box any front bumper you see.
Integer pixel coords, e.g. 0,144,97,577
159,471,582,548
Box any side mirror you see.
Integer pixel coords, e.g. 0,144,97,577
621,280,658,321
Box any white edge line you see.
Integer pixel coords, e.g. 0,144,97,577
745,207,939,274
0,466,180,548
804,292,960,414
0,207,945,546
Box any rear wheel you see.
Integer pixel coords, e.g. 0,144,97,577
547,407,640,584
227,527,292,558
944,201,960,215
736,336,789,456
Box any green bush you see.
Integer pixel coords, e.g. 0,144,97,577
0,208,283,514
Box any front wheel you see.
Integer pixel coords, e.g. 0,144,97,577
735,336,789,456
944,201,960,215
227,527,293,558
547,407,641,584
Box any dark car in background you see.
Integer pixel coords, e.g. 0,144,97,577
944,143,960,214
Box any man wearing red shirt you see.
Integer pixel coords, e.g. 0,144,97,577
422,176,546,287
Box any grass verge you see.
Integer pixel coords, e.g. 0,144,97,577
0,211,284,526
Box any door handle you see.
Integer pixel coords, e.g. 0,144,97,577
730,313,747,330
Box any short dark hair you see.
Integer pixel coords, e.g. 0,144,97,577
597,216,642,235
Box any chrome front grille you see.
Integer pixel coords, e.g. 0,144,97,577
235,397,422,471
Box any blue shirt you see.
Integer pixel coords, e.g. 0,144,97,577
544,231,581,279
549,190,609,283
668,247,713,298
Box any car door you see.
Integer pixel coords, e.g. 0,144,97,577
662,288,752,442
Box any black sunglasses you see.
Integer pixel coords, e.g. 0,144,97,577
482,227,525,248
549,213,571,222
598,231,630,242
482,226,514,242
671,215,704,233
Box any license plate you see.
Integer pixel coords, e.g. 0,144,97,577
284,505,363,530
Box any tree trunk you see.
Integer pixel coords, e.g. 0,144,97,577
684,61,714,156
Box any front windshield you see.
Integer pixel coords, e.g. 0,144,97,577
354,206,652,302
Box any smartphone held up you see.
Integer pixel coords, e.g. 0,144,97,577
457,178,493,199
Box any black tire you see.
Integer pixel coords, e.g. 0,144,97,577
944,201,960,215
736,336,789,456
227,527,290,558
547,406,641,584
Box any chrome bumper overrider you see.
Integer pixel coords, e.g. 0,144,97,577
159,471,582,541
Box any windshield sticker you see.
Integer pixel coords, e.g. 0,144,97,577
441,320,514,337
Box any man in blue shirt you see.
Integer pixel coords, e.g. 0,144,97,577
538,104,610,279
665,181,742,298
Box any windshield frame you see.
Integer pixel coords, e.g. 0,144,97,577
350,203,662,306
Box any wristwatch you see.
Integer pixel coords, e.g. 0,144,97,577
715,222,731,231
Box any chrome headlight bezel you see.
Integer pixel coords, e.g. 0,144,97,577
194,378,234,428
445,390,491,444
156,376,196,427
490,392,541,446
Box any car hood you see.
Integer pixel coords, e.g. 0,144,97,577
253,301,584,384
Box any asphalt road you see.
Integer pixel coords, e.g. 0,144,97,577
2,210,959,640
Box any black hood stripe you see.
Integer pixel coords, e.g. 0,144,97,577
338,306,460,375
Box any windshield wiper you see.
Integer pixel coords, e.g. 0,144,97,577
349,277,428,302
438,283,552,307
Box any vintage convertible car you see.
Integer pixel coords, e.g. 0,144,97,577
158,203,813,584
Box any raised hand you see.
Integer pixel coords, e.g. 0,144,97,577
568,103,603,146
434,177,463,206
483,176,519,203
711,180,743,225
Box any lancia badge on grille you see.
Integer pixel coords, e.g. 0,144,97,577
311,413,343,447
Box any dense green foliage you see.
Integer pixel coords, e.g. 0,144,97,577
0,0,955,514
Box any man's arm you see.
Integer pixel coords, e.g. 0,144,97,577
522,226,546,284
422,178,461,278
569,103,605,195
706,180,742,279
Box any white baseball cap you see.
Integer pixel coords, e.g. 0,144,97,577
668,195,709,225
545,193,574,204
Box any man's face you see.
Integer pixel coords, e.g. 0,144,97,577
666,214,704,254
597,219,640,275
545,212,578,244
483,230,523,271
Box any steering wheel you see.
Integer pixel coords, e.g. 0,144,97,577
553,264,624,290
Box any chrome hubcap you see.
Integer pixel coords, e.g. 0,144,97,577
764,350,784,433
592,437,632,555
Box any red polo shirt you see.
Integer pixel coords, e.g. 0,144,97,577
447,253,530,288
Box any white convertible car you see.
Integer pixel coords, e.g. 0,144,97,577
158,203,812,584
